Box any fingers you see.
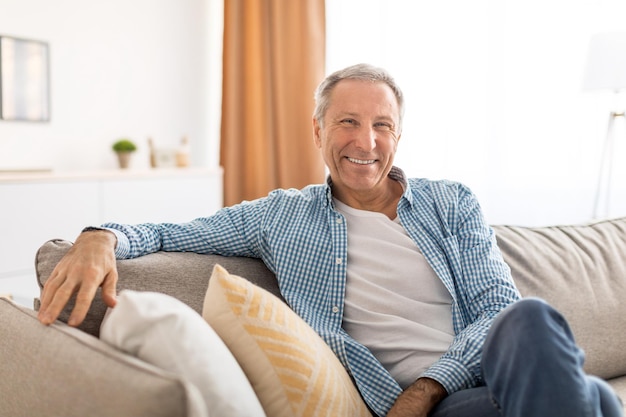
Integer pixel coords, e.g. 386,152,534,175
39,267,60,316
38,258,82,325
38,262,112,327
101,270,119,309
38,267,100,326
39,272,112,326
67,282,102,326
38,270,67,325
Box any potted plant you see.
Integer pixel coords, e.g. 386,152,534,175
112,139,137,169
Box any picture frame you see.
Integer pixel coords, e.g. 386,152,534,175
0,35,50,122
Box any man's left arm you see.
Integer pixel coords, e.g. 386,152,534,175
422,182,521,395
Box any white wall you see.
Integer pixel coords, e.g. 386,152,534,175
5,0,626,227
327,0,626,226
0,0,223,172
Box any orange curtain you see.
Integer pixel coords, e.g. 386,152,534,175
221,0,326,206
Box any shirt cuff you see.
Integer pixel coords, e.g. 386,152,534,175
106,228,130,259
420,357,476,395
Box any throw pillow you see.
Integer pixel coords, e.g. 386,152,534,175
202,264,372,417
100,290,266,417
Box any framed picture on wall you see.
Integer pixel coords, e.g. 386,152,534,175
0,35,50,122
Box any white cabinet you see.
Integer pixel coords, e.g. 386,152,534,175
0,168,223,306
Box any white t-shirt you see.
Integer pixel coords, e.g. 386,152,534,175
334,199,455,389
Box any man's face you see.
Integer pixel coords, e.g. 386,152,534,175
313,79,401,199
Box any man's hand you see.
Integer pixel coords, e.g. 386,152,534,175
386,377,448,417
38,230,118,327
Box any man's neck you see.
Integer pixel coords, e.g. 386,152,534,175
333,178,403,220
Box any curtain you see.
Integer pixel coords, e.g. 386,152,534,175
220,0,326,206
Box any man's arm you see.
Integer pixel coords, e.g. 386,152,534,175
386,378,448,417
419,181,521,393
38,229,118,326
37,196,276,326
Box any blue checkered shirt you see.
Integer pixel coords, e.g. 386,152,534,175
104,167,520,416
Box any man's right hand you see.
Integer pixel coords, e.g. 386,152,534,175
38,230,119,327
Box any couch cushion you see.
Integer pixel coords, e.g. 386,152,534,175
202,265,372,417
35,239,283,337
493,217,626,379
100,290,266,417
0,298,205,417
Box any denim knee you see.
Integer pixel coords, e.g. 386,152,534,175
503,297,551,322
484,296,582,368
493,297,572,339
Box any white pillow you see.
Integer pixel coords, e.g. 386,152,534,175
100,290,266,417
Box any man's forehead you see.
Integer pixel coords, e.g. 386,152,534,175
328,81,400,118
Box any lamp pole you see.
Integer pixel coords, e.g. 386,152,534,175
592,110,626,219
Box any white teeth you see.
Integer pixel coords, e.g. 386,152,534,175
348,157,375,165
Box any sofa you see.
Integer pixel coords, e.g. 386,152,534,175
2,217,626,416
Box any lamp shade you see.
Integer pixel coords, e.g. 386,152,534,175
583,32,626,92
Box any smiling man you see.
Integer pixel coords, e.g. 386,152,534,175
313,76,403,220
39,64,623,417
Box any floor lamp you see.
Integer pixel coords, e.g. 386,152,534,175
583,32,626,220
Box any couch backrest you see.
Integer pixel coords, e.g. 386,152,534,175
36,218,626,380
493,217,626,379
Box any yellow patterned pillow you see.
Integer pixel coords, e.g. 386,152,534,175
202,264,372,417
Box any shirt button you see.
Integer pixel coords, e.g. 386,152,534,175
332,306,340,314
336,217,343,224
336,258,343,265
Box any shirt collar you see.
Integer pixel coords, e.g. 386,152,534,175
324,166,412,207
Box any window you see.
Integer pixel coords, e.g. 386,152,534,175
326,0,626,225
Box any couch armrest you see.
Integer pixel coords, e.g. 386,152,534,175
0,298,206,417
35,239,282,337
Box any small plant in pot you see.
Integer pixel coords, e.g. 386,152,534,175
112,139,137,169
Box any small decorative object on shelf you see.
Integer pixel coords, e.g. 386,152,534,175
112,138,137,169
148,136,189,168
148,137,157,168
176,136,190,168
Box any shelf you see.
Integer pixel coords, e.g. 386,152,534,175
0,168,223,303
0,167,223,184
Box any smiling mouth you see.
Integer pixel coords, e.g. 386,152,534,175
347,157,376,165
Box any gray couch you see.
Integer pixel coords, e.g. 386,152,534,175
2,217,626,416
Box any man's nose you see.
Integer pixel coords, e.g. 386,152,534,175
355,126,376,151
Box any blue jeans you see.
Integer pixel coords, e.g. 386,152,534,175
429,298,623,417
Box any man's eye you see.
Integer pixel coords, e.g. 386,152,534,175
341,119,356,125
375,122,392,130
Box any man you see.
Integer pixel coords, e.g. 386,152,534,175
39,64,623,417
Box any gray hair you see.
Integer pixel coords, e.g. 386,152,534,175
313,63,404,130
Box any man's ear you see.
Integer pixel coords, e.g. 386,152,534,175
312,117,322,149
